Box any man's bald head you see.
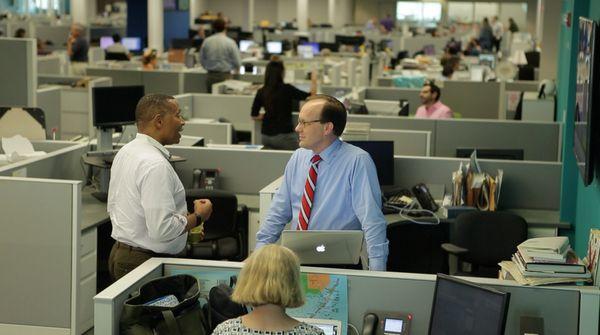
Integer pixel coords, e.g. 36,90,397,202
135,93,176,128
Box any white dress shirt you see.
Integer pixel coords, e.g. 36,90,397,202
107,133,188,254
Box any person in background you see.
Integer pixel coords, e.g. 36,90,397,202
508,18,519,33
106,33,130,57
199,18,241,93
256,95,389,271
464,37,482,56
415,83,453,119
491,16,504,52
192,25,205,50
14,28,26,38
212,245,324,335
380,13,395,33
478,18,494,52
142,49,158,70
107,94,213,281
251,59,317,150
441,65,455,81
67,23,89,75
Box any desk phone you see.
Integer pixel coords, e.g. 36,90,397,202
362,310,411,335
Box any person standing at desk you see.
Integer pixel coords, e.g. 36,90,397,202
255,95,389,271
415,83,453,119
199,18,241,93
67,23,89,75
107,94,213,281
250,59,317,150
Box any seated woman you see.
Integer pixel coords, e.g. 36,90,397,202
250,59,316,150
212,245,324,335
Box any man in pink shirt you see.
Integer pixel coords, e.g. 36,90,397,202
415,83,453,119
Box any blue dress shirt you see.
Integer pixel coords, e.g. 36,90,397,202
199,33,242,72
256,139,390,271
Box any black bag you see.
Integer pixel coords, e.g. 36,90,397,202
203,276,248,332
120,274,208,335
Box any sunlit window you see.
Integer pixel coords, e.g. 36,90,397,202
397,1,442,22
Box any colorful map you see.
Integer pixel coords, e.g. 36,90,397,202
287,273,348,332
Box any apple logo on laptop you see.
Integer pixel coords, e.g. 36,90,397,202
316,244,326,253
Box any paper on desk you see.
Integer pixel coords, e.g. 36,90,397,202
1,134,46,162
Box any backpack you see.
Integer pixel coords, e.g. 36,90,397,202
203,276,248,332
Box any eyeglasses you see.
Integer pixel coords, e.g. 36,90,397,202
297,119,324,127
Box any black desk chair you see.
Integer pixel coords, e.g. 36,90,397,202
442,211,527,278
185,189,248,261
105,51,130,61
386,221,449,274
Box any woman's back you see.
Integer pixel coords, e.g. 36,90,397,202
212,317,325,335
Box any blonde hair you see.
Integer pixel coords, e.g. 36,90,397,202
232,244,304,308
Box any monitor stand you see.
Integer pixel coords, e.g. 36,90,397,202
91,128,113,202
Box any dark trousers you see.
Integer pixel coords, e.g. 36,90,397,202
493,37,502,52
108,241,185,281
206,71,232,93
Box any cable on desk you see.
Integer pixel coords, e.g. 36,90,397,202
388,202,441,225
347,322,359,335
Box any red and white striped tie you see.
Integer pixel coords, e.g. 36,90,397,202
298,154,322,230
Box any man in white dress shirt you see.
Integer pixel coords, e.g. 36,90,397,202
107,94,213,281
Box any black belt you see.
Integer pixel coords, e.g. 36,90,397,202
207,70,229,74
115,241,183,257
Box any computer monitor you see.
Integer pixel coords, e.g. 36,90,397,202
456,148,524,161
300,41,320,54
100,36,114,49
170,38,193,49
297,45,314,58
266,41,283,54
479,53,496,69
239,39,255,52
319,42,339,52
428,274,510,335
346,141,394,186
92,86,144,128
122,37,142,51
335,34,365,46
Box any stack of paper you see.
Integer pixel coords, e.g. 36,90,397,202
499,237,592,285
1,134,46,164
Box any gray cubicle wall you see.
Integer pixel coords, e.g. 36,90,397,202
393,156,561,210
434,119,561,161
35,25,71,51
370,129,431,156
443,80,501,119
294,113,562,161
95,259,592,335
183,71,208,93
0,177,81,334
86,67,143,86
167,146,292,194
0,141,88,182
37,54,63,75
142,70,183,95
181,121,232,144
0,37,37,106
506,80,540,92
37,86,62,139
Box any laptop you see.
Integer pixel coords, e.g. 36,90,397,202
296,318,342,335
280,230,363,265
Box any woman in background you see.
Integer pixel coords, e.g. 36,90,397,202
251,59,316,150
212,245,324,335
142,49,158,70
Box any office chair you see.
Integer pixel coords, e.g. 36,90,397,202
387,221,449,274
105,52,130,61
441,211,527,278
185,189,248,261
0,107,46,140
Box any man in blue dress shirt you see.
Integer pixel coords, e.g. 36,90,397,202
256,95,389,271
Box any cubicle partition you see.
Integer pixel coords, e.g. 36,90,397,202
370,129,431,156
175,93,261,143
0,140,88,181
292,113,562,161
94,258,600,335
0,37,37,107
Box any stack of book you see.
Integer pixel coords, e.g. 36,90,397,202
499,236,592,286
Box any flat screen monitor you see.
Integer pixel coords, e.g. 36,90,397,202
574,17,599,186
479,53,496,69
92,86,144,128
346,141,394,186
100,36,114,49
239,39,255,52
300,41,320,54
335,35,365,46
428,274,510,335
122,37,142,51
319,42,339,52
297,45,314,58
266,41,283,54
456,148,524,161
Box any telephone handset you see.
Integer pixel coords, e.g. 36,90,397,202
412,183,439,212
362,313,378,335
